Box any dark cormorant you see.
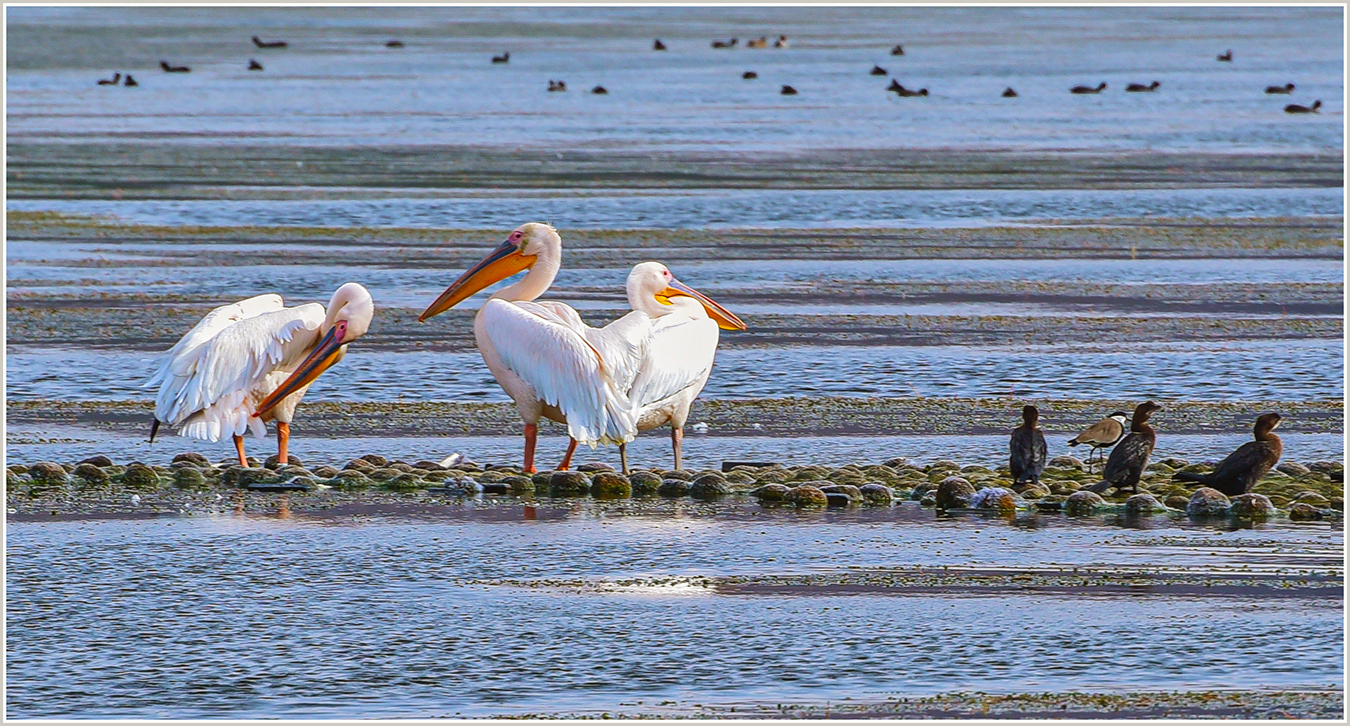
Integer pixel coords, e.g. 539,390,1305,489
1126,81,1160,92
591,85,608,95
248,59,263,71
123,74,138,87
1002,87,1018,98
1009,405,1047,487
386,40,404,48
1285,100,1321,113
1172,413,1283,496
1265,83,1295,94
712,38,738,49
890,44,904,56
160,61,190,73
1071,82,1107,94
1217,49,1233,62
742,71,758,79
1067,411,1129,470
870,65,887,76
492,52,510,63
1088,401,1162,495
97,72,121,85
780,85,798,95
252,36,288,49
653,39,667,51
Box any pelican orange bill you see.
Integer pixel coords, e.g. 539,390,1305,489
419,239,535,322
253,325,346,418
658,279,747,331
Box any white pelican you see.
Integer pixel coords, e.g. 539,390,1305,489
419,223,645,473
618,261,745,472
146,283,374,467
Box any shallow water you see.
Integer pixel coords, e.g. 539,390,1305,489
5,502,1343,718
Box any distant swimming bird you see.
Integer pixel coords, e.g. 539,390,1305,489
1285,100,1321,113
248,59,263,71
591,85,608,95
160,61,190,73
1126,81,1160,92
653,39,667,51
1217,49,1233,62
747,36,768,49
123,74,138,87
97,72,121,86
1071,82,1107,94
870,65,888,76
1002,86,1018,97
1265,82,1295,94
774,35,789,48
1172,413,1283,497
780,84,797,95
385,40,404,48
886,79,903,92
742,71,758,79
890,44,904,56
492,51,510,64
547,80,567,92
1009,405,1048,487
252,36,288,49
712,37,738,49
891,83,928,97
146,284,374,468
1067,411,1129,470
1087,401,1162,495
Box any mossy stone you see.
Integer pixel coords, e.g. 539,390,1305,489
725,470,758,485
73,463,109,485
264,454,305,470
312,465,340,478
378,473,423,491
344,458,374,471
550,471,592,497
590,472,631,499
1163,494,1191,510
28,462,69,486
1277,462,1311,476
628,471,662,496
578,462,616,473
121,462,162,491
750,483,791,502
80,455,115,468
657,478,692,498
786,484,828,508
1063,490,1106,516
367,467,403,482
1294,491,1330,507
1186,487,1231,517
329,469,372,489
1288,503,1323,521
754,469,790,484
173,467,207,489
1124,493,1167,515
1048,455,1084,470
909,479,938,501
689,478,731,500
859,483,894,505
662,469,694,481
1229,493,1276,519
359,454,388,467
501,475,535,495
819,483,862,501
934,476,976,510
414,460,447,472
531,471,554,491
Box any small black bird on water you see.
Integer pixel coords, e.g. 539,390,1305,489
492,51,510,64
97,72,121,85
1009,405,1047,487
1265,82,1295,94
123,74,138,87
891,83,928,97
653,39,667,51
1172,413,1283,497
253,35,288,48
1002,87,1018,97
1088,401,1162,495
1284,100,1321,114
870,65,887,76
890,44,905,56
547,79,567,92
742,71,757,79
385,40,404,48
591,85,608,95
160,61,190,73
248,59,264,71
1126,81,1160,92
1217,49,1233,62
712,37,738,49
780,84,797,95
1071,82,1107,94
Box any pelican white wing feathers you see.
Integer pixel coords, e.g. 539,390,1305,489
628,314,719,412
145,294,283,404
480,298,639,446
156,303,325,441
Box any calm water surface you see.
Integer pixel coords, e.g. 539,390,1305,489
5,503,1343,718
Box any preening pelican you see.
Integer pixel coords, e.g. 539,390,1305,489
419,223,644,473
619,261,745,472
146,283,374,467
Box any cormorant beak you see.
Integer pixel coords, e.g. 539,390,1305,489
656,279,747,331
253,326,347,418
419,238,535,322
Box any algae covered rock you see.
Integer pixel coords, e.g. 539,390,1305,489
121,462,162,490
173,467,207,489
819,484,862,502
754,469,791,485
264,454,305,470
968,487,1017,512
1288,503,1324,521
313,465,340,478
1277,462,1311,476
1294,491,1330,507
859,483,894,505
934,476,976,510
1124,492,1167,516
434,477,482,497
661,469,694,481
501,475,535,495
689,475,731,500
327,469,372,491
80,455,115,468
550,471,592,497
1048,455,1084,470
359,454,388,467
73,463,110,485
657,478,692,498
380,473,425,491
1063,490,1106,516
28,462,69,486
785,484,828,508
578,462,616,473
750,483,791,503
532,471,554,491
628,471,662,496
1229,493,1276,519
1186,487,1231,517
1163,494,1191,510
590,472,631,499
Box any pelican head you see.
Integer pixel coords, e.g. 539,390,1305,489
626,261,746,330
419,222,561,321
254,283,374,417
